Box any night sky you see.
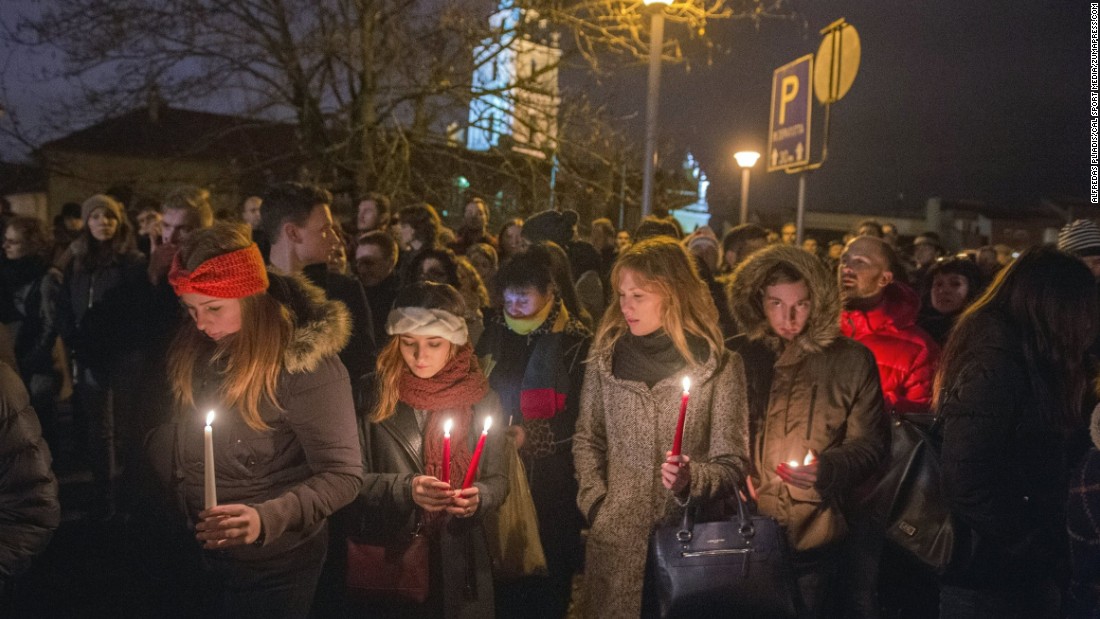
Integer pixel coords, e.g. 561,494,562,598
585,0,1091,222
1,0,1092,221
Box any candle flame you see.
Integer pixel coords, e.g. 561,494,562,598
682,376,691,393
787,460,800,468
206,410,215,426
483,416,493,433
443,418,453,436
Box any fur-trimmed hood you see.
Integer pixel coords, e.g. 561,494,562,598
265,270,352,374
728,244,840,354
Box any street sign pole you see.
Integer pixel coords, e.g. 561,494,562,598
796,173,807,245
768,18,860,242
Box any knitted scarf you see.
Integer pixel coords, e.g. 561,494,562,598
400,345,489,489
504,295,557,335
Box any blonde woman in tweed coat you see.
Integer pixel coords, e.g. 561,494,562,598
573,237,749,618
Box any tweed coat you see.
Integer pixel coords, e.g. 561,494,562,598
573,343,749,618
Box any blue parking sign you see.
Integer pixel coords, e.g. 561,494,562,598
768,54,813,172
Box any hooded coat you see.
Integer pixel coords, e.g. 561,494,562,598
728,244,889,552
158,272,363,559
840,282,939,414
573,341,749,618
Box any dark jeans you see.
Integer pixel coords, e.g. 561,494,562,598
791,543,842,619
940,580,1061,619
73,366,116,500
838,513,882,619
204,525,329,619
25,372,60,456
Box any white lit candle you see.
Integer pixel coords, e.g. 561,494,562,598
787,450,816,469
204,411,217,509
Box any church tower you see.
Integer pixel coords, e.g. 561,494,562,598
466,0,561,157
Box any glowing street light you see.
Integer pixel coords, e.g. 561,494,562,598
734,151,761,225
640,0,670,219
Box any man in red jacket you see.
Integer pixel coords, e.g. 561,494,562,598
839,236,939,414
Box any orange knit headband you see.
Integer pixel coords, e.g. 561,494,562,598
169,244,269,299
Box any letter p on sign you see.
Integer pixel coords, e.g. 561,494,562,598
779,76,799,125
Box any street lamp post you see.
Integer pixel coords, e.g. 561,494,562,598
640,0,667,219
734,151,760,225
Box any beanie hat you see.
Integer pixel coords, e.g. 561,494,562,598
1058,219,1100,257
522,209,578,247
81,194,124,223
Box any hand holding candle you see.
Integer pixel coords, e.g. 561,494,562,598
671,377,691,461
776,449,818,490
204,411,217,510
462,416,492,489
441,418,453,485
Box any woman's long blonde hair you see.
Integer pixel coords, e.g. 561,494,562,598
167,223,293,431
371,282,467,422
591,236,723,365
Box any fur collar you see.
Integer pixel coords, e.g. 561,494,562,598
728,244,840,354
265,270,352,374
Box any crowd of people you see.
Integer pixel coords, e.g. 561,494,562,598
0,186,1099,618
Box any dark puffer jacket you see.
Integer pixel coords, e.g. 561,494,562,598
728,244,889,552
840,282,939,413
0,361,60,579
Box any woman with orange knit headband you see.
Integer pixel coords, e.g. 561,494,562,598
154,222,362,617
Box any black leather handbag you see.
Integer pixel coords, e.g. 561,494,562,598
645,491,798,618
870,412,967,575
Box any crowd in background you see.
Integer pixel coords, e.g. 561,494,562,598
0,186,1099,618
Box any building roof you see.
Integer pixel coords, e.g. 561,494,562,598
939,196,1100,221
39,106,299,169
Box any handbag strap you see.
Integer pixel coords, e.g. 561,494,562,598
676,503,694,542
733,484,755,539
675,483,756,543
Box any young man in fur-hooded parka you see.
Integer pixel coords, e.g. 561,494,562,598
727,244,889,616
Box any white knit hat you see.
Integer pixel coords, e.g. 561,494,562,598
1057,219,1100,257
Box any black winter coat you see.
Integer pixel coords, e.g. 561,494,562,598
5,263,61,376
302,263,377,388
58,250,149,370
940,311,1074,589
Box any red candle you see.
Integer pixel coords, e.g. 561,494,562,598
441,418,453,484
462,416,493,489
671,377,691,459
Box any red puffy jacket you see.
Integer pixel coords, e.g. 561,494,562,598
840,283,939,413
